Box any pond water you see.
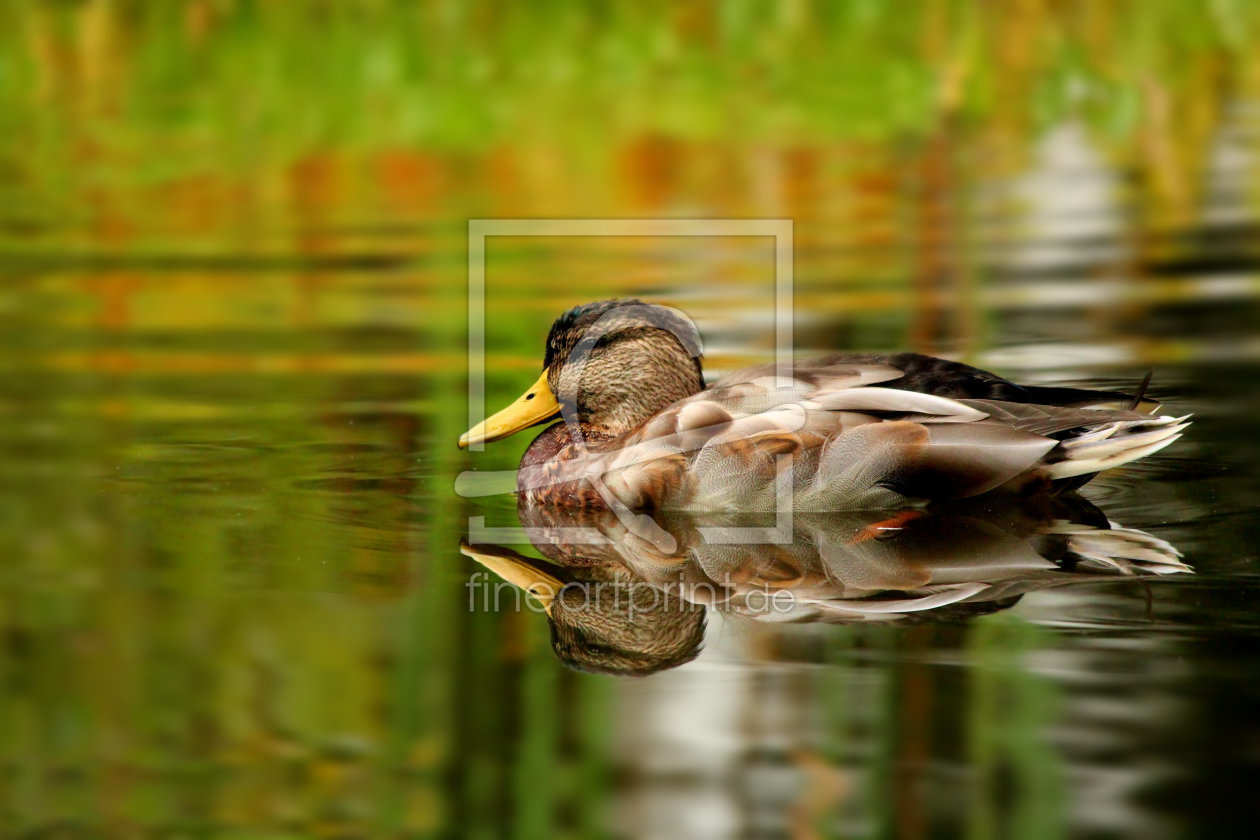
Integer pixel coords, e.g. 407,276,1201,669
6,129,1259,837
5,6,1260,838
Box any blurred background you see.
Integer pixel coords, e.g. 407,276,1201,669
3,1,1260,837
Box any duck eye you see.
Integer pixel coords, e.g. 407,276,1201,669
525,393,535,401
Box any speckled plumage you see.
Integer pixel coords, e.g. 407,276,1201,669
489,300,1189,510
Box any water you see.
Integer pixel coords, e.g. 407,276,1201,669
6,215,1257,836
4,6,1260,836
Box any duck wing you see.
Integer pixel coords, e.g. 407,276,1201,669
567,362,1185,511
854,352,1145,406
595,385,1051,510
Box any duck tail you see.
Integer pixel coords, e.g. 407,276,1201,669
1043,413,1191,480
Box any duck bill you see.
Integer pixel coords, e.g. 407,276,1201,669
459,371,560,448
460,541,564,615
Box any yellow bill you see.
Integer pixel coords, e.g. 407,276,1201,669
459,370,560,448
460,540,564,615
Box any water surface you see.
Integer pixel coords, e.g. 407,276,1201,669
4,5,1260,837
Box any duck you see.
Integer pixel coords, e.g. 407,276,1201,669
458,299,1189,511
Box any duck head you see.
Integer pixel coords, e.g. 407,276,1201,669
459,299,704,447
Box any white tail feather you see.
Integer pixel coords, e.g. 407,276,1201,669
1045,414,1189,479
1059,422,1190,462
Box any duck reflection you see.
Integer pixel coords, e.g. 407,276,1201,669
462,496,1188,676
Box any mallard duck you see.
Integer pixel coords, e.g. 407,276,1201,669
459,299,1189,510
